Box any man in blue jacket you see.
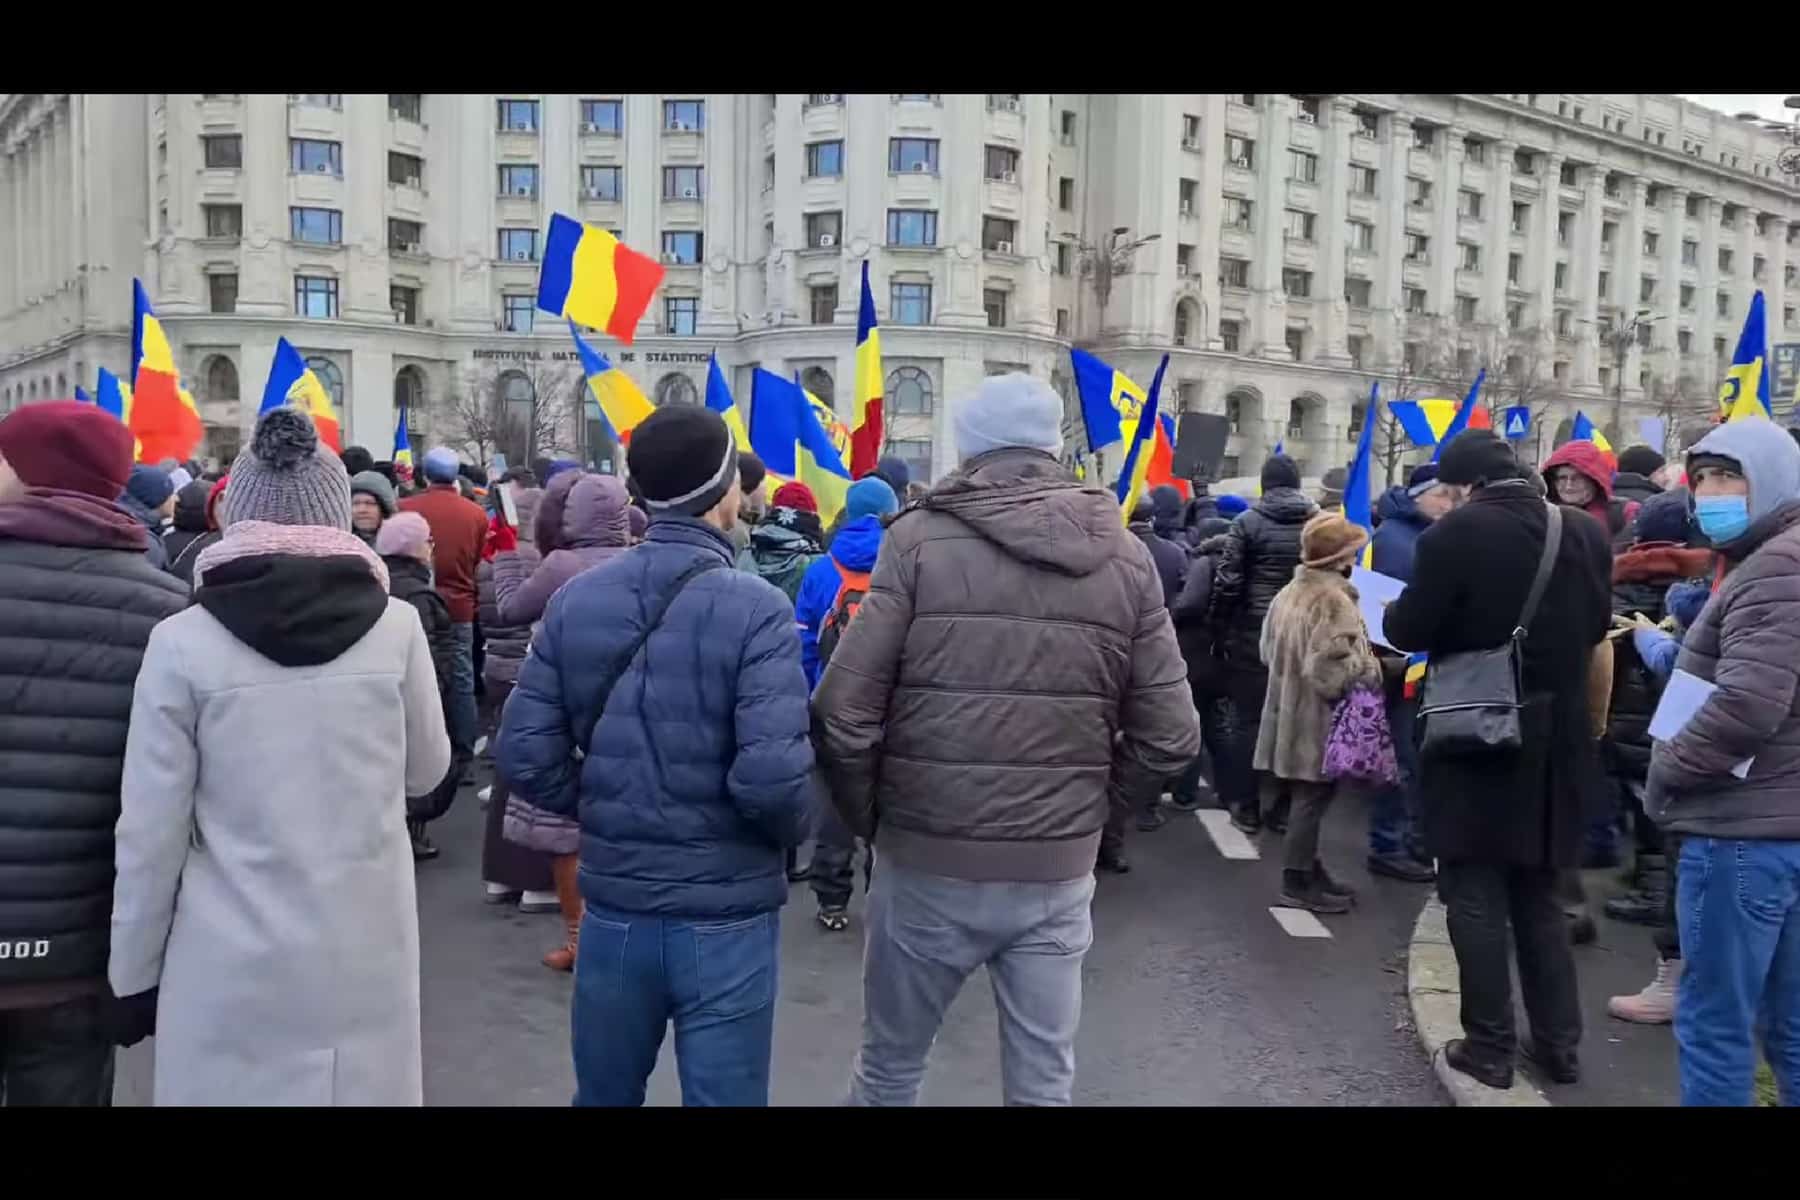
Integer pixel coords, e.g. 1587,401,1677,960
496,404,814,1108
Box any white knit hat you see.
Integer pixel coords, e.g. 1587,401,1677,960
953,372,1064,462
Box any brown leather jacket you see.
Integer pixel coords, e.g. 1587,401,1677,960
812,448,1200,882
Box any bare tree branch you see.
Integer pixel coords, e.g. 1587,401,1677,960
432,363,584,468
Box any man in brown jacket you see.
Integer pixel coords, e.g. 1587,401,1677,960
399,446,490,760
813,372,1200,1106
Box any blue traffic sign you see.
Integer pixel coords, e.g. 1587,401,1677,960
1502,406,1531,440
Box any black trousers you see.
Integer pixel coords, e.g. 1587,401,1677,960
809,797,871,910
0,994,114,1107
1226,666,1270,818
1172,684,1241,808
1100,778,1162,861
1653,832,1683,962
1437,861,1582,1062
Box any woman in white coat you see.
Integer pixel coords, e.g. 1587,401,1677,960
110,408,451,1106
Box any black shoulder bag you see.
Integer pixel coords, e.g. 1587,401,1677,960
573,557,722,752
1417,503,1563,757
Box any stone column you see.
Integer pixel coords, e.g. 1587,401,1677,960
1432,123,1463,317
1195,93,1228,347
938,93,986,328
1621,178,1648,383
1535,153,1564,331
697,92,737,337
1315,98,1354,363
344,94,392,323
1375,113,1412,366
1573,166,1604,387
1013,91,1052,335
1696,194,1718,367
1736,210,1755,338
236,94,289,316
1769,217,1790,342
1250,94,1292,357
1662,187,1685,364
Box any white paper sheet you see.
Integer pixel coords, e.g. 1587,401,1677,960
1349,566,1406,651
1647,668,1754,779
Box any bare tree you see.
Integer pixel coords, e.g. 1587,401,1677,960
1645,365,1716,457
434,362,583,468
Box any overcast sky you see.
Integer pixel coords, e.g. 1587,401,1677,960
1679,93,1794,123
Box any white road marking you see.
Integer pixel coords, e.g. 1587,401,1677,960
473,736,489,757
1269,906,1334,939
1197,810,1261,860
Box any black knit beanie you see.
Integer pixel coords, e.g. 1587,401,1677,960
1260,453,1301,492
1436,430,1521,488
627,405,738,517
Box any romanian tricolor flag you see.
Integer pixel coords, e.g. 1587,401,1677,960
74,385,92,403
849,261,883,478
128,279,204,464
1720,290,1774,423
706,353,749,450
1115,355,1169,525
749,367,852,523
1571,411,1613,456
1145,412,1189,502
536,213,664,346
1391,383,1483,453
570,321,653,445
1430,370,1486,462
1071,347,1147,453
1343,381,1380,569
259,336,343,452
95,367,132,424
393,406,413,473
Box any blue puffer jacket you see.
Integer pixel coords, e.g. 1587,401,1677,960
1370,485,1429,582
795,514,884,689
495,516,814,918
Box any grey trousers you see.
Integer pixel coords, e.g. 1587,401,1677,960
846,859,1095,1107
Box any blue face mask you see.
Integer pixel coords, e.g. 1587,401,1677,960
1694,494,1750,543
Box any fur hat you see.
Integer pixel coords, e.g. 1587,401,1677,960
626,404,738,518
223,408,353,530
0,401,138,499
1300,510,1369,569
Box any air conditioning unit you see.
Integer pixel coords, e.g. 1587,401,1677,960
513,250,529,260
818,233,836,248
661,251,679,264
392,309,406,323
315,163,329,174
674,121,692,132
911,161,930,174
1177,262,1190,276
1004,99,1021,113
401,242,421,255
1180,205,1194,218
585,187,603,199
995,240,1014,254
1181,138,1200,151
1232,157,1251,168
1000,170,1017,184
682,187,698,199
1297,111,1317,124
515,187,532,196
581,122,598,134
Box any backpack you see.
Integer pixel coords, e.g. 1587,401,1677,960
816,558,871,668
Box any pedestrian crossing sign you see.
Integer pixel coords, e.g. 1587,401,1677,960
1502,406,1531,440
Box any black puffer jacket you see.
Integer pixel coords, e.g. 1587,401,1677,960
1171,532,1230,692
1208,486,1317,669
0,505,189,1003
1604,544,1713,780
384,556,457,701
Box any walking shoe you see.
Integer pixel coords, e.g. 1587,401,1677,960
1567,912,1597,945
1096,851,1132,874
1136,805,1168,833
408,819,439,862
1167,791,1205,813
1519,1037,1580,1085
1277,870,1351,915
817,907,850,932
1229,808,1262,835
483,881,521,905
519,889,560,914
1312,861,1357,903
1603,854,1668,926
1262,810,1289,836
1607,958,1682,1024
1444,1038,1514,1090
1367,853,1437,883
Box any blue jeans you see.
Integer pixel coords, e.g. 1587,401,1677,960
571,905,779,1107
1675,837,1800,1106
1368,692,1424,859
446,621,478,753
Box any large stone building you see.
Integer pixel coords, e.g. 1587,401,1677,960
3,92,1797,479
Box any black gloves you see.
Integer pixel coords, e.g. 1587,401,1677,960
106,986,159,1048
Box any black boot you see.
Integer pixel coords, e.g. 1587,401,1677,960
1368,853,1437,883
1313,859,1357,903
1096,849,1131,874
1567,911,1597,945
1444,1038,1514,1090
1135,804,1168,833
1604,855,1667,925
1230,805,1262,835
1278,868,1350,914
1520,1037,1580,1085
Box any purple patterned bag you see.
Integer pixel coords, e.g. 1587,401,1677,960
1322,683,1400,786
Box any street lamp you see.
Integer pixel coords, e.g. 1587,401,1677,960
1068,226,1162,339
1580,308,1662,437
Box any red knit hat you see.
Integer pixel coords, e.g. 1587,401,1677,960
206,474,230,531
771,482,818,513
0,401,136,500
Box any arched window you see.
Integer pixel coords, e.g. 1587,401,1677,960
394,366,426,444
56,372,68,397
204,355,240,402
653,372,698,407
305,356,344,410
800,366,834,405
26,379,37,401
1174,300,1200,347
496,370,535,464
886,365,932,415
1348,402,1367,440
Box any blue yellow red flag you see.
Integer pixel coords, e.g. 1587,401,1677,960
1145,411,1189,501
1344,382,1380,567
95,367,132,424
74,385,92,403
1115,355,1169,524
1388,395,1475,450
849,260,883,478
749,368,852,522
128,279,204,463
706,352,750,450
1720,290,1773,422
393,405,413,472
1570,411,1613,455
1070,347,1146,452
537,213,665,346
259,336,343,452
1431,369,1486,462
570,321,654,445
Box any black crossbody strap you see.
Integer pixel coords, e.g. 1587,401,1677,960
576,556,722,750
1514,503,1563,640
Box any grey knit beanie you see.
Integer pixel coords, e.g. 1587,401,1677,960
953,372,1064,462
223,408,353,530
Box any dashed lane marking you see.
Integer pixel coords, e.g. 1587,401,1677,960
1268,906,1334,939
1197,809,1261,860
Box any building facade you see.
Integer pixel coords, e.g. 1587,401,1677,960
3,92,1797,479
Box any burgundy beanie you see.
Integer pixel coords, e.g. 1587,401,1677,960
0,401,137,500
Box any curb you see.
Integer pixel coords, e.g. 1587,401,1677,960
1406,895,1550,1107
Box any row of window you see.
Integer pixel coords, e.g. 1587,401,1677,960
498,98,701,134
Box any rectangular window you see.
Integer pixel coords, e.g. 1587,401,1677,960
984,145,1021,180
496,99,539,132
1553,261,1568,292
1055,308,1070,336
1179,178,1198,215
1295,95,1322,123
1226,135,1255,169
1681,240,1699,267
1598,270,1610,299
810,284,838,325
502,293,534,333
806,140,844,178
1637,321,1654,347
889,137,940,173
1355,110,1380,138
1508,301,1525,329
661,230,703,264
291,93,341,109
1287,149,1319,183
1717,292,1732,318
498,164,539,198
1559,162,1579,187
1464,137,1487,164
1680,283,1696,310
581,165,622,201
388,218,423,252
1235,94,1258,107
294,275,338,319
289,206,342,245
1407,178,1433,209
1643,231,1660,255
1348,165,1377,196
1176,243,1196,274
662,165,704,199
202,134,242,169
1413,125,1436,151
663,99,705,131
1753,255,1767,281
1220,320,1241,352
887,209,938,246
289,138,342,175
1455,295,1478,322
1508,253,1523,284
1346,219,1374,250
1345,277,1372,306
806,93,844,107
984,288,1008,328
1459,242,1481,271
204,204,242,239
1285,328,1306,359
1283,268,1312,298
1058,177,1074,210
664,296,699,334
1514,150,1535,176
982,216,1018,251
1511,201,1529,233
390,285,418,326
388,152,423,188
986,93,1022,111
1282,209,1315,241
389,94,422,123
566,100,617,137
1457,189,1483,219
1678,329,1693,353
1405,232,1429,262
208,273,238,314
1404,286,1428,313
1223,196,1253,230
1061,110,1076,141
1055,241,1071,275
804,211,841,247
1639,276,1656,303
1557,211,1575,244
890,282,932,325
1719,248,1734,273
1348,335,1367,368
1220,256,1250,288
1181,114,1201,147
497,228,538,261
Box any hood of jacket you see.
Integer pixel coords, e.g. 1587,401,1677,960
193,521,391,666
827,514,885,572
558,473,630,549
172,479,212,532
1543,440,1616,509
1612,542,1715,586
1374,484,1423,527
1687,418,1800,527
533,469,579,553
510,486,545,547
750,513,822,556
0,487,149,551
1252,485,1317,525
923,448,1120,577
